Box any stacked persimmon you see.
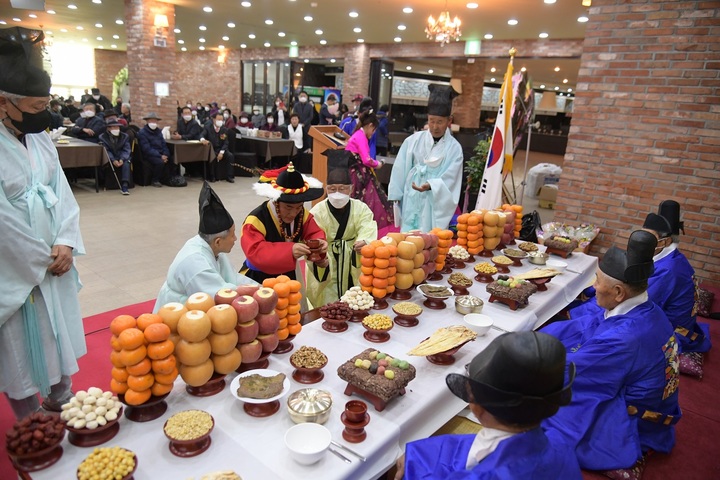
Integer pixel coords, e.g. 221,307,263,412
359,239,398,300
456,213,484,255
263,276,303,341
430,229,454,271
110,313,177,405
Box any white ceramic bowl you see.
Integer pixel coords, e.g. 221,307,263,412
284,422,331,465
464,314,493,336
546,259,568,271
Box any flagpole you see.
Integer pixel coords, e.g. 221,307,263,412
520,119,532,205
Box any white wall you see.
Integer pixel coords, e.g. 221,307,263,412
47,42,96,100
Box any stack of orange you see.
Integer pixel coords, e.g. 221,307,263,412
359,239,398,300
456,212,485,255
109,314,177,405
430,229,454,271
263,275,303,340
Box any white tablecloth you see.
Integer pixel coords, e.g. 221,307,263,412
31,249,597,480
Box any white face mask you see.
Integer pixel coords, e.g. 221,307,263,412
183,115,192,122
191,110,197,116
148,122,158,130
223,112,229,119
328,192,350,209
110,129,120,136
299,97,307,103
92,95,100,100
79,111,87,118
186,103,192,108
215,120,224,128
221,105,227,110
84,110,95,118
239,117,248,124
267,118,274,124
275,101,281,106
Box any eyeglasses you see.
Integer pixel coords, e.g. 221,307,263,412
326,185,352,194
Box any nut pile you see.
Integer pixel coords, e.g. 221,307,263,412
491,255,513,265
5,412,64,456
518,242,538,252
362,314,393,330
449,273,472,286
341,286,374,311
474,263,498,274
290,346,328,369
164,410,214,441
78,447,135,480
392,302,423,316
61,387,121,430
448,245,470,260
319,301,352,320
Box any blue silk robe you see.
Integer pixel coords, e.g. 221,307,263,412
542,298,680,470
403,428,581,479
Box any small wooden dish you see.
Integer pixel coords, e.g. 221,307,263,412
186,372,226,397
491,259,511,274
118,393,169,423
65,407,123,447
321,315,350,333
164,416,214,458
474,272,494,283
290,357,328,384
390,288,412,301
273,334,296,354
9,431,65,473
362,322,393,343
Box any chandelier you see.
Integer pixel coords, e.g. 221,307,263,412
425,7,462,46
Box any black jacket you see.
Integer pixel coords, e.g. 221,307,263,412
176,118,202,140
201,123,230,154
71,115,106,143
99,131,132,162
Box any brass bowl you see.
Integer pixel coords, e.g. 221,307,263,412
455,295,484,314
287,388,332,425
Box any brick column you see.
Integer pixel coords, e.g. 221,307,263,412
124,0,176,128
342,44,371,98
554,0,720,284
451,59,485,128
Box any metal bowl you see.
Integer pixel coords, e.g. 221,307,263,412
528,251,549,265
287,388,332,425
455,295,484,315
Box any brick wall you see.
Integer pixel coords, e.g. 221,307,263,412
94,50,127,103
343,44,371,98
451,59,486,128
174,50,241,112
554,0,720,284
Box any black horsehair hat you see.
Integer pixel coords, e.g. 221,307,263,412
599,230,657,284
323,149,351,185
642,213,672,239
658,200,684,235
252,162,324,204
198,182,234,235
446,331,575,426
427,84,461,117
0,27,51,97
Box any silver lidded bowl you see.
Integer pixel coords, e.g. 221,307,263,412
287,388,332,425
455,295,484,315
527,251,550,265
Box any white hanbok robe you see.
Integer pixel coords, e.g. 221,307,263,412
153,235,258,312
0,124,86,399
388,128,464,232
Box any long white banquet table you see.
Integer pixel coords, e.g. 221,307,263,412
31,249,597,480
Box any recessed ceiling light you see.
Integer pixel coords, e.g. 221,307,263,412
563,78,568,83
199,46,205,50
315,29,323,35
240,43,247,48
13,17,21,22
484,33,493,39
248,33,256,39
265,19,273,25
47,10,56,14
304,59,309,63
82,38,88,42
278,32,285,37
228,22,236,28
349,11,359,18
0,21,6,25
96,36,103,41
554,86,559,90
290,41,297,46
304,15,313,21
203,6,212,12
76,26,83,30
92,0,102,3
199,38,205,43
577,16,589,23
540,84,546,88
428,69,434,73
320,39,327,45
111,44,117,49
559,92,564,96
353,27,361,33
222,36,229,41
115,19,124,25
28,14,37,19
554,66,560,72
394,37,402,42
199,25,207,31
406,66,411,70
60,28,67,32
95,23,103,28
218,45,224,49
490,67,496,72
539,32,548,38
357,38,364,43
330,58,336,63
467,2,479,8
174,28,181,33
544,0,556,3
403,7,413,13
508,19,518,26
181,47,187,51
241,1,251,6
397,25,406,30
490,77,496,82
521,67,526,72
264,42,271,47
178,39,185,44
68,4,77,10
568,88,573,92
113,34,119,39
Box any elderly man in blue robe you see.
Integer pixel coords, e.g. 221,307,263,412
153,182,257,311
542,230,681,473
395,331,581,479
0,27,87,419
388,84,464,232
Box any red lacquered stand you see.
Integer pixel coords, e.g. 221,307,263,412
474,273,494,283
165,420,214,458
449,283,470,296
488,294,525,311
186,373,226,397
390,288,412,301
321,317,349,333
393,313,420,328
291,358,327,384
344,382,404,412
427,271,443,281
545,246,572,258
66,407,123,447
372,296,389,310
480,248,495,258
235,352,270,374
528,277,552,292
9,432,65,473
422,297,448,310
425,339,474,366
119,393,169,423
273,334,296,354
363,324,392,343
340,411,370,443
350,309,369,322
243,400,280,417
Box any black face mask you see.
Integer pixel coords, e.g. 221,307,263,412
7,100,52,134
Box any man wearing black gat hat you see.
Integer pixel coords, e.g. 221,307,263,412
154,182,257,311
542,231,682,472
396,332,580,479
0,27,87,419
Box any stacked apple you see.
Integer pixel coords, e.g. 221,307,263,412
501,204,524,240
109,313,178,405
264,275,303,341
430,228,454,271
359,239,398,300
233,284,280,363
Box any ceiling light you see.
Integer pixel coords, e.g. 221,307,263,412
544,0,557,3
68,4,77,9
349,11,359,18
394,37,402,42
406,66,412,70
490,67,497,73
113,34,119,39
76,26,83,30
28,14,37,19
241,1,251,6
265,19,274,25
264,42,271,47
240,43,247,48
181,47,187,51
178,39,184,44
82,38,88,42
199,25,207,30
426,9,462,45
203,6,212,12
0,21,6,25
568,88,573,92
222,35,229,41
320,39,327,45
199,38,206,43
559,93,564,96
315,29,323,35
92,0,102,3
174,28,181,33
304,58,309,63
540,84,546,88
357,38,364,43
563,78,568,83
199,46,205,50
47,10,56,14
12,17,21,22
554,86,559,90
554,66,560,71
353,27,361,33
578,16,589,23
111,44,117,49
227,22,236,28
330,59,336,63
507,19,518,26
484,33,493,39
428,69,434,74
466,2,478,8
304,15,313,21
490,77,496,82
218,45,224,49
248,33,256,39
403,7,413,13
539,32,548,38
278,32,285,37
521,67,526,72
398,25,406,30
60,28,67,32
290,41,297,46
116,19,124,25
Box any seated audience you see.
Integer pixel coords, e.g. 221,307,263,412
137,112,172,187
396,331,580,479
251,107,266,128
70,103,105,143
49,99,63,130
89,87,113,112
236,111,253,129
286,113,303,150
260,113,278,132
173,106,202,140
98,120,132,195
542,230,681,471
102,108,128,128
201,112,235,183
223,108,237,130
240,163,327,284
153,182,257,311
61,96,78,119
306,160,377,308
120,102,132,124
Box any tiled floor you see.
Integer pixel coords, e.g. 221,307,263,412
71,149,563,317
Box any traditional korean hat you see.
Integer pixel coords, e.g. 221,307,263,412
642,213,673,239
142,112,162,121
599,230,657,284
106,120,122,128
427,84,460,117
446,331,575,425
253,162,324,204
198,181,234,235
0,27,51,97
323,149,351,185
658,200,684,235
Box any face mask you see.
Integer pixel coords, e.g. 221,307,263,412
221,105,226,110
6,100,52,134
267,118,274,124
79,110,87,118
148,122,158,130
275,101,281,106
328,192,350,209
110,129,120,136
239,117,248,124
191,110,197,116
215,120,224,128
183,115,192,122
93,95,100,100
205,106,210,111
328,104,338,114
186,103,192,108
84,110,95,118
299,97,307,103
223,112,229,119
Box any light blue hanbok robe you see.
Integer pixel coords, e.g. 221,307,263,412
0,124,86,399
388,128,464,232
153,235,257,311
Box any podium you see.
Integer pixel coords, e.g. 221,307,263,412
309,126,347,199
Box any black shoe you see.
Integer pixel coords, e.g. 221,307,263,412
226,177,235,183
152,181,162,188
